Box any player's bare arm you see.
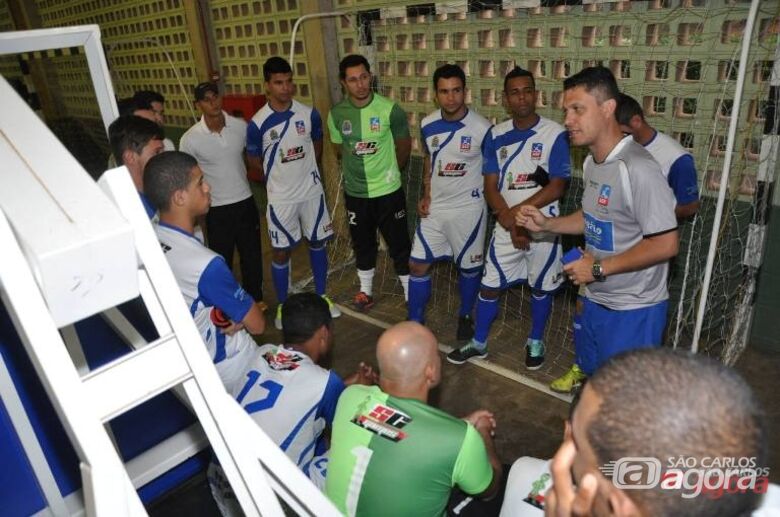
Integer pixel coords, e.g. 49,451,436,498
395,136,412,171
510,177,568,215
418,154,433,217
563,229,678,284
517,206,584,235
241,302,267,335
246,154,265,183
675,200,700,220
313,138,323,174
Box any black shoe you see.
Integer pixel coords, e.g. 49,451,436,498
446,340,488,365
456,315,475,341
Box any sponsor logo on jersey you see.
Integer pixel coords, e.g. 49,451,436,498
353,141,378,156
500,146,508,160
263,349,303,371
460,136,472,152
431,135,440,150
351,403,412,442
438,162,468,177
584,212,614,252
370,116,380,132
469,253,483,264
280,146,305,163
523,472,551,510
295,120,306,135
505,171,538,190
270,129,279,141
598,184,611,206
342,120,352,135
160,243,171,253
531,142,544,159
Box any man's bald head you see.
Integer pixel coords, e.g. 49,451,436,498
376,322,440,388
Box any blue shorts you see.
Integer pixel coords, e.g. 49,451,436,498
577,298,668,376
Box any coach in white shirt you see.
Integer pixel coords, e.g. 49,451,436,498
180,82,264,302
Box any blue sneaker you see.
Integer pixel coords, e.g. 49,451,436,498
525,339,545,370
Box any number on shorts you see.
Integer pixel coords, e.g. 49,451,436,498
235,370,283,414
311,170,321,184
270,230,279,244
471,188,481,198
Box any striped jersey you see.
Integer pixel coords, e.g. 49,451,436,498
246,99,324,204
420,108,492,209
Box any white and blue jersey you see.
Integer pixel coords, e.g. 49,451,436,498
247,99,324,204
231,344,343,477
155,222,257,389
483,115,571,214
421,108,492,210
643,130,699,206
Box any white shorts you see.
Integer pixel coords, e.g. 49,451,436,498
482,225,563,292
410,204,486,270
267,194,334,249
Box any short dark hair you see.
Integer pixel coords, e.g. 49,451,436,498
143,151,198,212
563,66,619,104
432,63,466,90
133,90,165,109
615,92,645,126
117,97,140,117
339,54,370,80
504,66,535,92
108,115,164,165
586,348,767,517
263,56,293,81
282,293,332,345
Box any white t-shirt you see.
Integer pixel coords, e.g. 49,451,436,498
180,111,252,207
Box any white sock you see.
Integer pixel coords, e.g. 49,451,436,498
398,274,410,301
358,268,374,296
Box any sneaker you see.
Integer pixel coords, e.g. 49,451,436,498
446,340,488,365
525,339,545,370
456,315,474,341
550,364,587,393
352,292,374,312
274,304,283,331
321,294,342,318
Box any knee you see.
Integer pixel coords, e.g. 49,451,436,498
409,261,430,277
479,287,500,300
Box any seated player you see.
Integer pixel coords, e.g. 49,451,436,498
207,292,377,516
538,349,773,516
325,322,502,516
408,63,491,340
143,151,266,390
108,115,164,219
246,57,340,329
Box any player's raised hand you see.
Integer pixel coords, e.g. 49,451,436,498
545,440,598,517
516,205,549,232
417,195,431,218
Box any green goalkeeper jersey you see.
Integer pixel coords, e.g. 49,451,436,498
325,385,493,516
327,93,410,198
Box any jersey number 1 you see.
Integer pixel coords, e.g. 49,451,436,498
235,370,283,414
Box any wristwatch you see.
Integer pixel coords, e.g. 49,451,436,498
592,260,607,282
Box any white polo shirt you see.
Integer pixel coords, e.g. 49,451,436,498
180,111,252,207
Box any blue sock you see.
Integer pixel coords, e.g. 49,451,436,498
473,294,499,347
272,260,290,303
309,244,328,296
530,290,553,341
458,268,481,317
407,274,431,323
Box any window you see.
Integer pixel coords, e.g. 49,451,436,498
646,23,670,46
676,132,695,150
499,28,514,48
479,60,495,78
646,61,669,81
677,61,702,82
553,60,571,79
551,27,567,47
678,23,704,45
722,19,746,44
528,60,546,78
717,99,733,119
478,30,494,48
675,97,698,117
609,25,632,46
527,28,542,48
583,26,603,47
481,89,498,106
643,96,667,116
610,60,631,79
754,61,773,83
719,60,739,81
434,33,449,50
